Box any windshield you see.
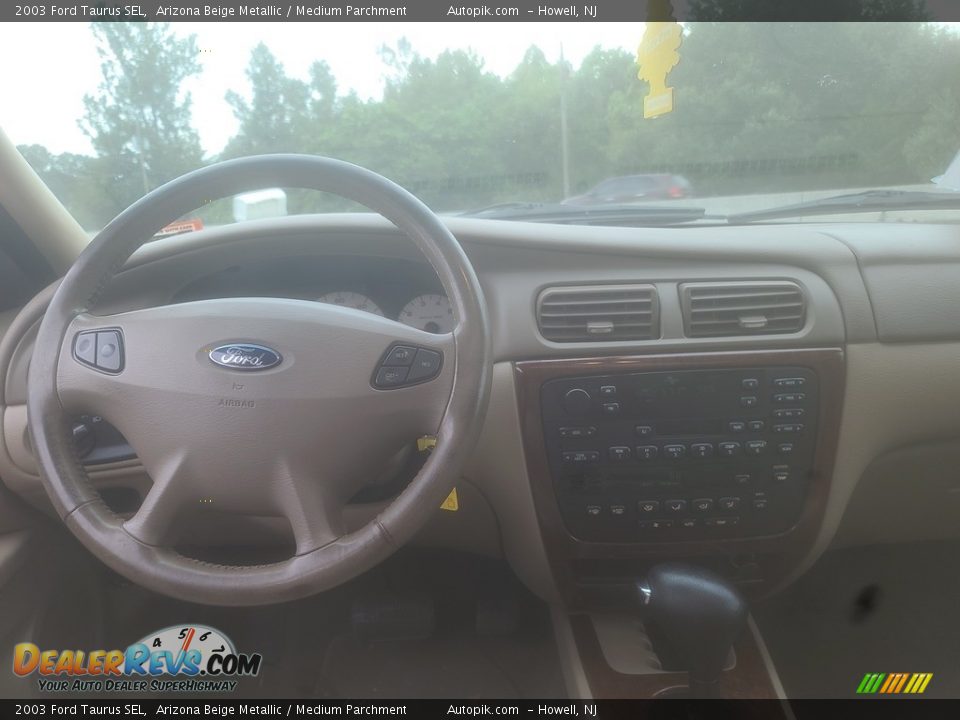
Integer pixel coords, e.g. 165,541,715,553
3,21,960,231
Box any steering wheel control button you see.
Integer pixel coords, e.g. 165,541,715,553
375,366,409,387
407,348,443,382
373,344,443,389
384,345,417,366
73,333,97,366
73,329,124,373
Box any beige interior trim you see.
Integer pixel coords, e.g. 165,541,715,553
748,616,790,704
0,128,87,274
551,606,592,700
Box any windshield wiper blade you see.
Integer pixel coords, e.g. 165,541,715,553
458,202,710,226
728,189,960,223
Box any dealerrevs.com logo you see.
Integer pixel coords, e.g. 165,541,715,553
13,624,262,693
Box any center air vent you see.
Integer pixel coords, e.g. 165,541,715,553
537,284,660,342
680,281,806,337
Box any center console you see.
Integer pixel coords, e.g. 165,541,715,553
514,348,844,606
542,366,817,543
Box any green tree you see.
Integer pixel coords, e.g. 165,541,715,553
80,23,204,225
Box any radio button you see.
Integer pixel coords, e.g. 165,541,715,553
564,388,592,414
727,421,746,433
740,395,759,408
599,385,617,397
773,377,806,388
692,498,714,513
773,392,806,403
748,420,766,432
636,445,659,460
718,496,741,511
778,442,795,455
772,465,791,482
690,442,715,459
664,499,687,514
640,519,674,530
638,500,660,514
635,425,655,437
773,423,804,434
745,440,768,456
773,408,804,419
601,402,621,416
562,450,599,465
718,441,741,457
705,517,740,528
608,446,632,462
559,426,596,438
742,378,760,390
663,444,687,459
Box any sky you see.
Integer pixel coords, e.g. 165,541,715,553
0,22,644,157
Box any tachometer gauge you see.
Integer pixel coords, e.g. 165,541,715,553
316,291,384,316
399,293,454,334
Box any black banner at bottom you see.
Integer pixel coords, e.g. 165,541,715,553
3,699,960,720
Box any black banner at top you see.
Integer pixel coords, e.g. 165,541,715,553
1,0,958,22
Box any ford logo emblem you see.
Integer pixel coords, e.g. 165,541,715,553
208,344,282,371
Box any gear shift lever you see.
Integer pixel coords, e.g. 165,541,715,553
637,563,748,698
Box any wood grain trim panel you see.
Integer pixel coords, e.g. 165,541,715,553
514,348,845,605
568,614,782,700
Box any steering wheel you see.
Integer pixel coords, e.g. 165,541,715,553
27,155,491,606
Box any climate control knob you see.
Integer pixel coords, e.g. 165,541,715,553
564,388,592,415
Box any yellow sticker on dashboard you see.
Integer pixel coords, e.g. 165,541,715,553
440,488,459,512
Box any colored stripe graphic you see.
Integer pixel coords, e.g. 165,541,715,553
857,672,932,694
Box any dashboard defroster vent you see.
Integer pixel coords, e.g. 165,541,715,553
681,281,806,337
537,284,659,342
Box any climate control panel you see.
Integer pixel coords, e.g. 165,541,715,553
540,366,819,542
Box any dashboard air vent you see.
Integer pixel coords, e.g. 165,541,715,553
537,284,659,342
681,281,806,337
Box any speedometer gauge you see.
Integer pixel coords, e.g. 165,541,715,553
316,291,384,316
399,294,454,334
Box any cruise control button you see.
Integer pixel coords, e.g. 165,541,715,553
407,348,443,382
94,330,123,372
384,345,417,366
375,366,409,387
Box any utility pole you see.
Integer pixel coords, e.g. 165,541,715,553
559,43,571,199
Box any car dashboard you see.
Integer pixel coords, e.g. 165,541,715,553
2,212,960,612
